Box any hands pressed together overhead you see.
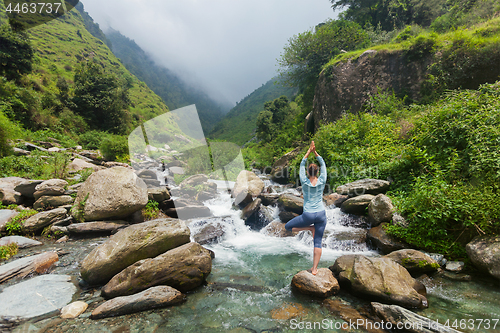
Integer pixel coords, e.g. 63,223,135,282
306,141,319,158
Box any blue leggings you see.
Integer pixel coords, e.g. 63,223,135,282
285,210,327,248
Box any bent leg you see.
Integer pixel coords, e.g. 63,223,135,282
285,213,315,236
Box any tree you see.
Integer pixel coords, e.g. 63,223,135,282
0,25,34,80
278,19,370,105
256,96,293,143
330,0,448,31
72,61,131,134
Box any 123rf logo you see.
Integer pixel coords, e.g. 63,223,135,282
3,0,79,31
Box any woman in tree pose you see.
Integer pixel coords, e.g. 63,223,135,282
285,140,327,275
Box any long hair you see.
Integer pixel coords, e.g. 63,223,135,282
308,163,319,177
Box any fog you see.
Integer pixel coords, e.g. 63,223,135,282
80,0,337,106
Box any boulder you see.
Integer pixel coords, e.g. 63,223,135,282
0,186,23,205
341,194,374,215
0,209,18,234
33,195,74,210
336,179,390,196
291,268,340,298
241,198,262,220
0,275,76,320
101,242,212,298
232,171,264,205
60,301,88,319
278,194,304,214
80,218,190,286
259,193,280,206
372,302,462,333
466,235,500,280
165,205,213,220
0,251,59,283
179,174,208,188
322,299,385,333
445,261,465,273
279,211,299,223
0,235,42,249
23,207,68,234
192,223,225,245
71,166,148,221
148,187,171,202
169,166,185,175
368,194,394,226
384,249,439,275
67,158,104,173
33,179,68,200
91,286,185,319
323,193,349,207
367,223,408,254
262,220,295,237
14,179,44,198
66,221,128,236
136,169,157,180
330,255,428,309
270,147,302,184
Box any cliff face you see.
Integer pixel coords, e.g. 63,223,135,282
312,50,430,128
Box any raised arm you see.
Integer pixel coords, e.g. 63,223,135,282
300,141,316,184
317,155,327,183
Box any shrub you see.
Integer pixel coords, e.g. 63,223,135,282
100,134,129,162
0,243,18,261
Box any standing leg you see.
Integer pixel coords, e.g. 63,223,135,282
311,211,327,275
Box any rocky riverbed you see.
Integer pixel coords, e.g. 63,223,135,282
1,151,500,333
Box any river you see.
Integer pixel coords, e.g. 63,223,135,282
7,175,500,333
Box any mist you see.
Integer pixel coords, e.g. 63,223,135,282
80,0,338,106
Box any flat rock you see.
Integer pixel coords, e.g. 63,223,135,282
341,194,374,215
192,223,225,245
372,302,462,333
270,303,307,320
60,301,88,319
72,166,148,221
101,242,212,298
0,236,42,249
34,179,68,201
14,180,44,198
80,218,190,286
323,299,385,333
291,268,340,298
336,179,390,196
330,255,428,309
67,158,104,173
0,188,22,205
466,235,500,280
33,195,74,210
165,205,213,220
385,249,439,276
0,275,76,320
323,193,349,207
0,251,59,284
66,222,128,236
91,286,185,319
23,208,68,234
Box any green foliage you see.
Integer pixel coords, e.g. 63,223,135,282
73,61,132,134
0,243,18,261
143,200,160,221
79,130,108,150
100,134,129,162
0,24,34,80
278,19,370,105
6,209,37,235
0,109,22,157
209,77,297,145
256,96,294,143
71,193,89,224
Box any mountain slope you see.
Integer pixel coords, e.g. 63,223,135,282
105,29,228,135
209,78,297,145
0,2,181,131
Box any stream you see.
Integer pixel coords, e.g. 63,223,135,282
5,174,500,333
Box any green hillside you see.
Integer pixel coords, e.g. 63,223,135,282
105,29,228,135
209,78,297,145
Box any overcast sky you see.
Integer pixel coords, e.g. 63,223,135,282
80,0,338,106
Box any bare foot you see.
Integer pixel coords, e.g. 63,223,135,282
311,268,318,275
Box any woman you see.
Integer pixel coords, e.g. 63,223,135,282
285,141,327,275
